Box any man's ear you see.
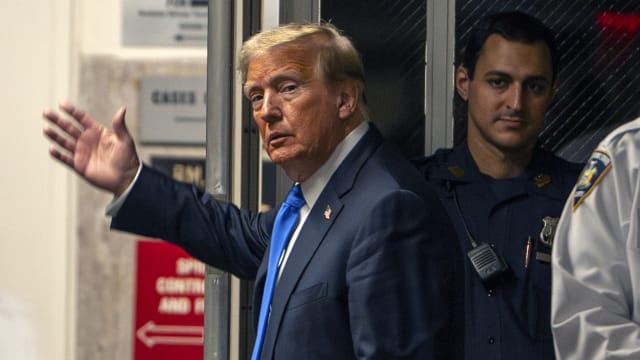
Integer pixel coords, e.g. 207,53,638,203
550,78,559,100
455,65,471,101
545,78,559,108
337,81,358,120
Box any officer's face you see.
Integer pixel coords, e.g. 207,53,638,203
244,43,347,183
457,34,555,154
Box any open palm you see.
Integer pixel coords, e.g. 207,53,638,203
42,102,140,196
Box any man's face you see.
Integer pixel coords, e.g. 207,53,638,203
244,45,346,182
457,34,556,153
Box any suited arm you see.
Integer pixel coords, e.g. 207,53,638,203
346,190,461,359
111,164,274,279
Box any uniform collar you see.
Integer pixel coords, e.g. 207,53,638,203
431,143,567,200
429,144,476,184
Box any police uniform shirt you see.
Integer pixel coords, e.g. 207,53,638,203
416,144,582,360
552,117,640,359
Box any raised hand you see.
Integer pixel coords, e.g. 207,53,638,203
42,101,141,196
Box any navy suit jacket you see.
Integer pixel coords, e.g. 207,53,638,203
112,126,462,359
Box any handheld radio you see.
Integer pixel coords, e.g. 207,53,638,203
452,187,509,284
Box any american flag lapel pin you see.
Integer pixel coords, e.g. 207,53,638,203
323,205,332,220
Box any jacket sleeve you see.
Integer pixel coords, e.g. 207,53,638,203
111,164,275,279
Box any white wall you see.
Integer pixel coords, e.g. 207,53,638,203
0,1,74,359
0,1,206,359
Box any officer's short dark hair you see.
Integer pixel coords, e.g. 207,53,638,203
461,11,558,81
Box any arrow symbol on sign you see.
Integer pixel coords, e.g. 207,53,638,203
136,321,204,347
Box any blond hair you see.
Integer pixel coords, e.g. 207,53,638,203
239,23,368,119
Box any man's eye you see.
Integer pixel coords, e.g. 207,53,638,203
281,84,298,93
488,78,506,88
249,94,263,110
527,83,546,95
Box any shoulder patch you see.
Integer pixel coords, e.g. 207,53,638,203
572,150,612,211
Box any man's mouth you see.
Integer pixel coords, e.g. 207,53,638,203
497,114,525,126
268,132,288,145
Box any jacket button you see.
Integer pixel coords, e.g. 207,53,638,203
488,336,495,344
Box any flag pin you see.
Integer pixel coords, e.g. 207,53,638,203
323,205,332,220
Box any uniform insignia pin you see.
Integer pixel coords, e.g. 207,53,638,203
448,166,465,177
534,174,551,188
324,205,332,220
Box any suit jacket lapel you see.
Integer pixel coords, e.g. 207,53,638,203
259,125,383,358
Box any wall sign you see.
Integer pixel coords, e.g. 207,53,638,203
139,76,207,144
151,157,206,190
123,0,208,47
134,239,205,360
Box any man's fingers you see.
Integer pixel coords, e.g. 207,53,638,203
48,146,74,168
43,127,76,153
42,109,64,126
59,100,83,119
59,101,95,130
43,110,83,139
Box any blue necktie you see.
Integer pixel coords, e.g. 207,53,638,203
251,183,305,360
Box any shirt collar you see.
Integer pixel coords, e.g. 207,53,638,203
299,121,369,210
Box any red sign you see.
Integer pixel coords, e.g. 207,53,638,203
134,238,205,359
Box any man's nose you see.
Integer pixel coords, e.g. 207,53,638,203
506,85,523,111
260,91,282,123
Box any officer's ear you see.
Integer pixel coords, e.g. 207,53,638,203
544,77,559,108
550,78,559,100
455,65,471,101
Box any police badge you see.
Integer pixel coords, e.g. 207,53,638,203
535,216,558,263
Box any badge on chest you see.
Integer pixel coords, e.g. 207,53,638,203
535,216,558,263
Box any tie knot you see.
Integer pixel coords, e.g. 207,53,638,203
285,184,306,209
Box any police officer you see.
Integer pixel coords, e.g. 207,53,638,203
415,11,582,359
552,117,640,359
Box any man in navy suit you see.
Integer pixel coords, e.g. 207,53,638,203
42,23,461,359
